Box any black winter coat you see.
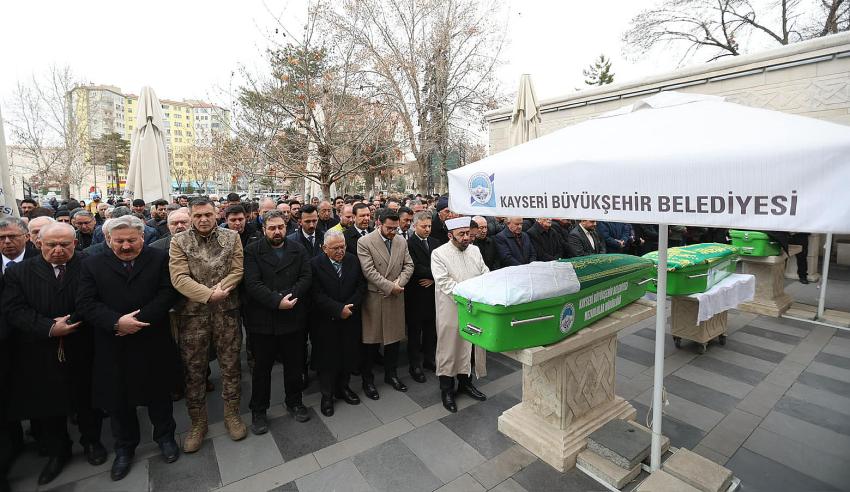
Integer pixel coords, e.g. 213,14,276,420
405,235,440,320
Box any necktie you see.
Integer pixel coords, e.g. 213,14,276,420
401,230,408,239
360,230,367,237
332,261,342,278
308,235,315,247
56,264,66,281
5,260,15,273
123,262,133,274
422,238,429,253
385,238,392,255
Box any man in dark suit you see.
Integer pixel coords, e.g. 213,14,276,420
568,220,606,257
316,200,339,234
287,204,324,258
597,221,634,254
77,215,181,481
2,223,106,486
430,196,451,245
471,216,501,271
494,217,537,266
146,199,170,238
405,211,440,382
527,218,567,261
1,217,37,272
222,205,258,248
242,210,313,431
343,203,373,255
309,230,367,417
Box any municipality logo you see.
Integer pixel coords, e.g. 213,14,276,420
559,303,575,334
468,173,495,207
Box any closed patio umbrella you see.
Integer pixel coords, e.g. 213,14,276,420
509,74,542,147
125,86,171,202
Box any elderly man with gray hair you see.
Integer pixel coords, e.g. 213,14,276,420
77,215,181,481
91,206,160,247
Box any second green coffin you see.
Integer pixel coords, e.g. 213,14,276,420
729,230,782,256
644,243,739,295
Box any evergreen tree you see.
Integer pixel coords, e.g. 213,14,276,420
583,54,615,86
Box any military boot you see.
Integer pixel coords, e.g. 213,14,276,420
224,400,248,441
183,407,208,453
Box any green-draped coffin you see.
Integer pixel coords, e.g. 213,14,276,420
454,254,654,352
644,243,739,296
729,230,782,256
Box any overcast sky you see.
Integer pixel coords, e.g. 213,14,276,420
0,0,675,114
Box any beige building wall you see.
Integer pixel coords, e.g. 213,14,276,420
486,33,850,154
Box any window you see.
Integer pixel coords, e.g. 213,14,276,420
165,113,170,118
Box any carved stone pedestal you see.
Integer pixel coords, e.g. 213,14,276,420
671,296,727,353
738,254,793,317
498,299,656,472
785,236,821,282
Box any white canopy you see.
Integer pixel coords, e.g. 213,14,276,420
125,86,172,202
450,91,850,234
448,91,850,472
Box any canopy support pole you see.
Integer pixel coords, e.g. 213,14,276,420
817,233,833,319
650,224,669,472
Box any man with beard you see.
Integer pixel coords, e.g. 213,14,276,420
3,223,106,485
77,215,181,481
568,219,606,256
431,217,489,413
343,203,372,255
287,204,323,258
72,210,97,251
397,207,413,240
357,208,414,399
329,204,354,233
242,210,312,430
146,199,170,238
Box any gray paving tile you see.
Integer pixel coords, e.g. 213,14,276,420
630,401,706,451
705,346,778,375
698,408,762,458
616,356,648,378
504,383,523,402
268,482,299,492
815,351,850,371
635,388,724,432
403,376,444,408
148,440,221,492
634,327,657,340
691,444,729,465
673,364,754,399
620,333,676,357
313,418,414,468
725,447,839,492
479,357,517,383
774,395,850,436
761,410,850,459
489,352,522,370
688,354,767,385
440,392,518,459
721,339,786,363
743,427,850,491
360,386,422,425
317,391,383,440
735,381,787,417
46,460,149,492
295,459,372,492
489,478,528,492
663,375,740,414
823,336,850,357
787,381,850,417
730,331,796,354
808,360,850,384
216,453,319,492
434,473,485,492
268,407,337,461
798,370,850,396
511,459,605,492
617,343,654,367
213,429,284,485
747,317,811,338
399,421,486,483
468,445,537,489
351,438,443,492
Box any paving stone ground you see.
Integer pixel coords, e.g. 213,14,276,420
9,263,850,491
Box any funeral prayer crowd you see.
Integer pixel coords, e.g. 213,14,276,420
0,191,811,488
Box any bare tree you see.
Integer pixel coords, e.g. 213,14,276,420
624,0,849,63
329,0,507,194
6,65,88,198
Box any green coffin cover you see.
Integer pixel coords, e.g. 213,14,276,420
643,243,739,295
729,230,782,256
454,255,654,352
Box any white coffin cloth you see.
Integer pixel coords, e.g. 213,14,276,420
687,273,755,322
452,261,579,307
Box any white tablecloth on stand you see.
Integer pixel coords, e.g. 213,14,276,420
688,273,755,323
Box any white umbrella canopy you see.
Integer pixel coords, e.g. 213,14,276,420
125,86,172,202
509,74,541,147
449,91,850,470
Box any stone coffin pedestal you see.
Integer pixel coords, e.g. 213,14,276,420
784,236,821,282
498,299,656,472
671,296,727,352
737,254,792,317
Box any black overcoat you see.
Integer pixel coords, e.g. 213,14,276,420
2,253,94,419
405,235,439,321
309,253,366,372
76,247,179,411
242,237,312,335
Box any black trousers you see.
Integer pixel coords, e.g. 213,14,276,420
406,314,436,369
110,399,175,456
319,371,351,398
789,233,810,278
34,404,103,459
0,420,21,480
249,331,305,410
360,342,399,382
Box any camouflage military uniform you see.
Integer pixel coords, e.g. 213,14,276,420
169,226,244,411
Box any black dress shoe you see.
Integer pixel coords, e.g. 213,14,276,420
110,453,133,481
159,439,180,463
409,367,427,383
84,441,108,466
441,391,457,413
251,411,269,435
362,382,380,400
384,375,408,392
38,456,68,485
321,396,334,417
287,404,311,423
334,387,361,405
459,382,487,401
799,276,810,284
